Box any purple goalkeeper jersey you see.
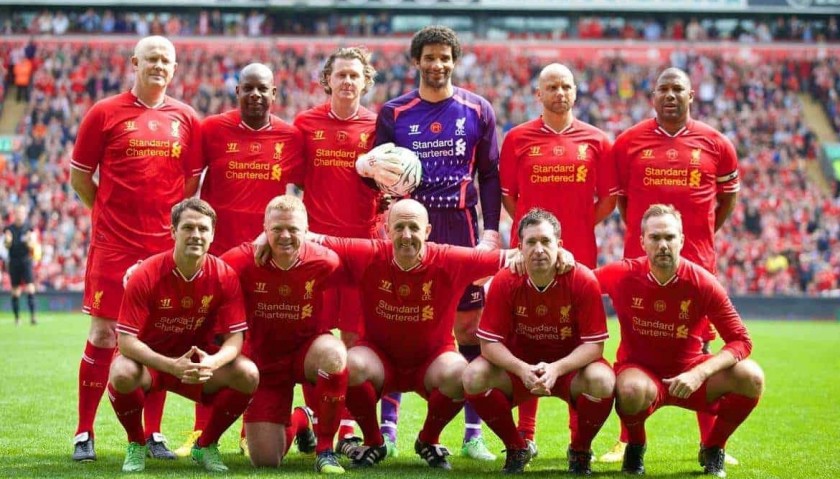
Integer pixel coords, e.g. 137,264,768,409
375,87,501,231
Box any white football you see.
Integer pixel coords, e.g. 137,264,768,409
376,146,423,197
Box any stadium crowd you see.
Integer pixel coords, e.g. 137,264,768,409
1,39,838,295
1,8,839,43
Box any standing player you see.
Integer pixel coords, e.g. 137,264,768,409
601,67,740,465
221,195,349,474
294,46,379,347
4,204,39,325
499,63,617,451
294,46,380,449
367,25,502,461
464,209,613,475
69,35,203,462
317,199,510,470
108,198,258,473
200,62,304,256
175,62,304,457
596,204,764,477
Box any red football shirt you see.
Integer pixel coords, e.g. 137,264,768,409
200,111,304,255
500,118,617,267
221,242,340,373
72,91,203,253
595,257,751,378
613,118,740,272
477,266,608,365
323,238,503,367
116,250,247,358
294,104,380,238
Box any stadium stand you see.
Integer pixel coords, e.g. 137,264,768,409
0,33,838,296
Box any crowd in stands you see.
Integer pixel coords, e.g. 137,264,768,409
0,38,838,296
1,8,839,43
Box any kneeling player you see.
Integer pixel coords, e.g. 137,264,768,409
463,209,614,474
596,204,764,477
108,199,258,473
221,195,349,473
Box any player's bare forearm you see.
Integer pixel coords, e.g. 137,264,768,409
714,192,738,232
688,349,737,383
501,195,517,219
593,196,617,224
3,231,11,248
481,339,529,378
70,168,97,209
118,333,178,376
546,342,603,378
206,332,244,370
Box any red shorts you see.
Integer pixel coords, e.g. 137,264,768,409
615,355,715,413
148,367,206,403
243,336,314,425
508,358,611,406
319,284,364,335
82,245,145,320
359,342,457,399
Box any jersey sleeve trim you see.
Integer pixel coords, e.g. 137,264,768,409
116,324,140,336
70,160,95,174
476,328,503,342
581,332,609,343
227,321,248,334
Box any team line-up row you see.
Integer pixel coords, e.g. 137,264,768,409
64,27,758,477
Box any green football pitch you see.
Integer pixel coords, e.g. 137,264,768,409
1,312,838,478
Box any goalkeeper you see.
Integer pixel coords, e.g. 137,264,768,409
356,25,502,462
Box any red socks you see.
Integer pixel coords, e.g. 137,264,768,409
704,394,759,448
197,388,252,447
77,341,115,436
418,389,464,445
314,368,349,452
466,389,526,450
517,397,539,441
345,381,383,447
284,407,310,455
107,383,146,444
571,393,614,451
142,389,167,439
194,402,212,431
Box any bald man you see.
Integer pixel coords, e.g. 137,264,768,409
71,35,203,461
308,199,513,470
604,66,741,468
498,63,617,455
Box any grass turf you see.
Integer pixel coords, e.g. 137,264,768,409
0,313,837,478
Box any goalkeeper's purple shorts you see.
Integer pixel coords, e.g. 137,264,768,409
428,206,484,311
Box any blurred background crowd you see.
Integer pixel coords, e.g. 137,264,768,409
1,6,839,296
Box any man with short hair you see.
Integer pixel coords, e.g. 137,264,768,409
596,204,764,477
499,62,617,454
4,204,39,326
601,66,742,466
367,25,502,462
315,199,510,470
200,62,304,257
107,198,258,473
464,208,614,475
70,35,203,462
294,46,381,449
221,195,348,474
176,62,304,458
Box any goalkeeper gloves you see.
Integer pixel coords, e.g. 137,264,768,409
356,143,406,187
